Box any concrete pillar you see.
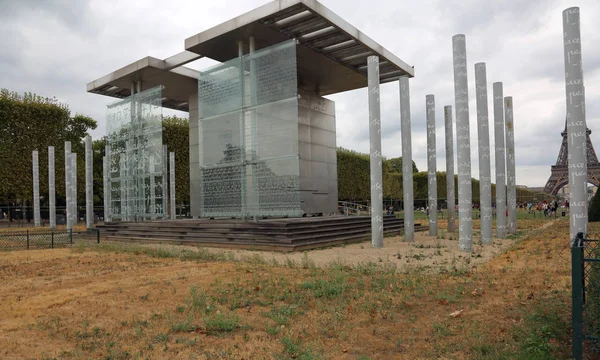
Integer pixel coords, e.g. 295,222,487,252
104,145,111,222
444,106,456,233
399,77,414,242
71,153,77,226
170,152,176,220
48,146,56,229
563,7,587,243
119,156,127,221
85,135,93,228
32,150,41,227
65,141,72,230
505,97,517,234
367,55,383,248
452,34,473,252
162,145,168,220
493,82,506,239
474,63,492,244
150,155,156,220
426,95,437,236
103,155,108,223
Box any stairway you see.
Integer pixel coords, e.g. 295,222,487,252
97,215,427,252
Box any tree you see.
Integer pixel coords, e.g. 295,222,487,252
589,188,600,221
386,156,418,174
162,116,190,204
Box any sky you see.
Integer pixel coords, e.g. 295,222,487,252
1,0,599,188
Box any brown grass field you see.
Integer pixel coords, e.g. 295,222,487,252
0,218,583,359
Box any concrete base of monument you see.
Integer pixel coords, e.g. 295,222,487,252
97,216,427,252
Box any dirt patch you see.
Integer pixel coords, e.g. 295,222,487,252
0,217,573,359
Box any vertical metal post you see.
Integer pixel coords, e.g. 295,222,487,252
120,156,127,221
426,95,437,236
571,232,584,360
105,145,111,222
493,82,506,239
444,106,456,233
399,77,414,242
249,36,259,223
85,135,93,228
170,152,176,220
162,145,168,220
452,34,473,252
563,7,587,244
475,63,492,244
32,150,41,227
26,230,29,250
150,155,156,220
505,98,517,234
65,141,72,230
49,146,56,229
71,153,77,227
51,232,54,249
367,55,383,248
97,229,100,244
103,156,108,223
70,228,73,245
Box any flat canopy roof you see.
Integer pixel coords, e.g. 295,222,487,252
88,0,414,111
185,0,414,96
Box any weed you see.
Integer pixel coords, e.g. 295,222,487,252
204,313,240,334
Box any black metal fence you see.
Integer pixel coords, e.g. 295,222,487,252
572,232,600,359
0,229,100,251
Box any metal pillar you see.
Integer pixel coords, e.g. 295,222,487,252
119,156,127,221
150,155,156,220
65,141,72,230
48,146,56,229
32,150,40,227
505,97,517,234
162,145,168,220
105,145,111,222
71,153,77,226
563,7,587,244
452,34,473,252
399,77,414,242
493,82,506,239
170,152,176,220
475,63,492,244
426,95,437,236
444,106,456,233
103,155,108,223
85,135,93,228
367,55,383,248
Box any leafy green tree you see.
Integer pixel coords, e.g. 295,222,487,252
386,156,418,174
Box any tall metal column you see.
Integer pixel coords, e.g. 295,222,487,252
563,7,587,243
444,106,456,233
452,34,473,252
475,63,492,244
493,82,506,239
399,77,414,242
426,95,437,236
32,151,41,227
71,153,77,226
150,156,156,220
103,155,108,223
367,55,383,248
170,152,176,220
85,135,93,228
505,97,517,234
119,156,127,220
65,141,72,230
48,146,56,229
162,145,168,220
105,145,111,222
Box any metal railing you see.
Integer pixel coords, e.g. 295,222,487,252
572,232,600,359
0,229,100,251
338,201,369,216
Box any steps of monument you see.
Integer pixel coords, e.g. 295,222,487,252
98,215,424,251
98,217,405,239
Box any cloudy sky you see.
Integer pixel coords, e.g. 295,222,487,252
1,0,599,188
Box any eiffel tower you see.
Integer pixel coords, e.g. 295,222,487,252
544,121,600,195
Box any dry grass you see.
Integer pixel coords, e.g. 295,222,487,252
0,218,576,359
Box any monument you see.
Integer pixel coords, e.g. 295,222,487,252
88,0,414,231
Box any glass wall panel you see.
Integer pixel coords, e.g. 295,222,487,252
198,39,300,218
106,86,164,220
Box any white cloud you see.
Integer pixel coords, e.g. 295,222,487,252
1,0,599,188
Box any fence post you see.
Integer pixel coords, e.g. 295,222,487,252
51,232,54,249
97,229,100,244
572,232,584,360
26,230,29,250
